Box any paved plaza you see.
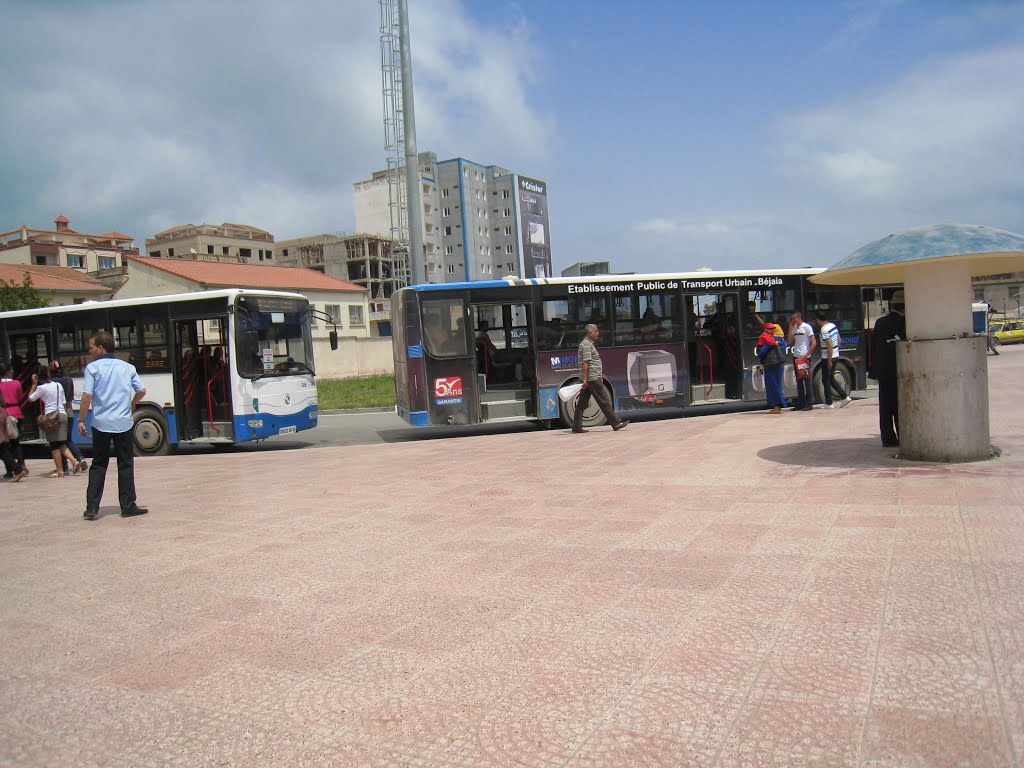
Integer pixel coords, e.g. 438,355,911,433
2,349,1023,767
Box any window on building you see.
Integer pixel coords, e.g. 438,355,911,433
444,226,452,236
149,250,161,258
240,248,252,259
282,248,289,257
222,246,229,255
265,250,272,260
504,208,511,217
505,244,513,254
502,190,510,199
441,188,449,198
325,304,341,326
349,305,365,327
167,248,175,258
67,254,84,268
207,245,214,254
504,227,513,236
506,263,515,273
445,245,454,255
447,264,456,274
98,256,116,270
442,207,451,217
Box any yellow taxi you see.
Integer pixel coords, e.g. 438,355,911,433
989,319,1024,346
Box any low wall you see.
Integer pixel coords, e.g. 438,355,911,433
314,336,394,379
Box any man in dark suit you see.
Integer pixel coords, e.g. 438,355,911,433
869,290,906,447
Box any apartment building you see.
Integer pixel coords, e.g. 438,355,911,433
353,151,552,283
145,222,275,263
0,214,137,274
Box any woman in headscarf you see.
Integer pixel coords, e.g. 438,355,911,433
757,322,789,414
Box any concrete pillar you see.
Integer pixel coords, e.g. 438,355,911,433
903,260,972,338
897,336,990,461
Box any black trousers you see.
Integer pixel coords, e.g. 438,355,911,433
573,378,621,430
86,428,137,512
878,377,899,445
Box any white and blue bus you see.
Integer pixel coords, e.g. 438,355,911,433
0,289,327,454
392,269,885,429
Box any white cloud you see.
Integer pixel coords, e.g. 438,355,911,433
779,43,1024,208
0,0,553,243
409,0,555,168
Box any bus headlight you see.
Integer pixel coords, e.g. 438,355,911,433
248,419,264,428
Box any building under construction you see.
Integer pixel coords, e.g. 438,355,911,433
275,232,403,327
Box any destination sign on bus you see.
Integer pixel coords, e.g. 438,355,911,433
566,276,785,294
239,296,307,314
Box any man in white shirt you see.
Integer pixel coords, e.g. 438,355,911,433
814,313,852,409
787,312,817,411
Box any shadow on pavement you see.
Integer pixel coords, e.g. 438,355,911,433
758,437,901,468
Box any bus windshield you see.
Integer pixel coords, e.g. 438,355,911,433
234,294,314,377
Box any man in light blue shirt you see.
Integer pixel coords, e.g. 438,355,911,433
77,331,148,520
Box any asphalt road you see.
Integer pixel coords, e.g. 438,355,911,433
23,388,879,458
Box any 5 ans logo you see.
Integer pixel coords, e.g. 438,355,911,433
434,377,463,398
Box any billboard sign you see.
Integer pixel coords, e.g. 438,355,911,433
516,175,552,279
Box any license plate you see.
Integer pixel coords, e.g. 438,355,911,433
279,425,297,435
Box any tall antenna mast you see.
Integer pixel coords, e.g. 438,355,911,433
379,0,425,285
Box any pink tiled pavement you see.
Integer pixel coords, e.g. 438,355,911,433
2,348,1023,767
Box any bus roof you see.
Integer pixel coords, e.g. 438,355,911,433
403,267,829,292
0,288,309,320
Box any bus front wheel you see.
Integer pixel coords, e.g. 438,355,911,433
558,380,611,429
133,406,171,456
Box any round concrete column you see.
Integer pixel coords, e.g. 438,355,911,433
903,260,972,339
897,336,990,461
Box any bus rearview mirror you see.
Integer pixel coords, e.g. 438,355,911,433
329,330,339,350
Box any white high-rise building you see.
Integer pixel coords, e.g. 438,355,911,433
353,151,552,284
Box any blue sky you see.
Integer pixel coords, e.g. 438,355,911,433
2,0,1022,274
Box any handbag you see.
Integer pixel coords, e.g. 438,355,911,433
4,413,18,440
38,409,61,431
761,344,783,367
794,357,811,380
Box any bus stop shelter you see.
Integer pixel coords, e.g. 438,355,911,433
811,224,1024,462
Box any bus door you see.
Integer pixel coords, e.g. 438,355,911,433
6,328,52,438
173,316,232,442
686,293,742,402
419,295,476,426
470,302,536,422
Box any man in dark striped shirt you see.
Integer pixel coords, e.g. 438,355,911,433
573,324,629,434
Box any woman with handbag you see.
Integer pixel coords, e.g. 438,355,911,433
1,360,28,480
0,389,27,481
26,365,78,478
49,360,88,473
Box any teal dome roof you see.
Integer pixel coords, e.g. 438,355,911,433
812,224,1024,285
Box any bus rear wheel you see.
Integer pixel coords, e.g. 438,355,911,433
558,380,610,429
813,361,854,404
133,406,171,456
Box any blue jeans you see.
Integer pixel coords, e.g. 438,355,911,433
822,359,847,405
794,362,813,407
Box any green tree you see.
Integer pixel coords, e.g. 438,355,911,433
0,273,50,311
